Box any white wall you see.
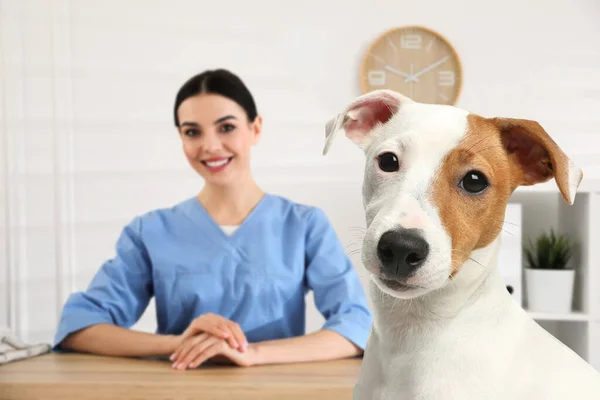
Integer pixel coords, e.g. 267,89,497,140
1,0,599,343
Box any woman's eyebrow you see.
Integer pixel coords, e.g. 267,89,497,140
214,115,236,124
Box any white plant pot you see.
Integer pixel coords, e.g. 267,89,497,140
525,268,575,313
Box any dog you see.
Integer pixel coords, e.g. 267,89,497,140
322,89,600,399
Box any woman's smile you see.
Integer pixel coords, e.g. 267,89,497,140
201,156,234,172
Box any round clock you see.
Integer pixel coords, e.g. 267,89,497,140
360,26,462,105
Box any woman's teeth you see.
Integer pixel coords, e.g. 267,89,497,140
202,157,233,169
206,159,229,168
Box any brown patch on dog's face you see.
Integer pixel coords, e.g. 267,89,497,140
431,115,514,277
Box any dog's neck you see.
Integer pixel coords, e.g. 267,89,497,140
370,236,508,345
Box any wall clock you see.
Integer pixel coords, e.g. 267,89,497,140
360,26,462,105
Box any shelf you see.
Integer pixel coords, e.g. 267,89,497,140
512,175,600,194
526,310,590,322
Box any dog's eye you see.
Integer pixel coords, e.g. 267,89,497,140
378,152,399,172
460,170,489,194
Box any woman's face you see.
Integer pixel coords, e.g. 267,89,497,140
176,93,262,187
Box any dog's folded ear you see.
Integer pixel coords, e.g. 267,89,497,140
491,117,583,205
322,89,410,155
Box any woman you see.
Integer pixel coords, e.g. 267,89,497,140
54,69,372,369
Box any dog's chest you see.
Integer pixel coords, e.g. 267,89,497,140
356,341,506,399
356,311,600,400
354,318,522,400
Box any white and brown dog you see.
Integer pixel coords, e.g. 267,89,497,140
323,89,600,399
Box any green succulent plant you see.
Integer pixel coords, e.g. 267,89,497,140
524,229,575,270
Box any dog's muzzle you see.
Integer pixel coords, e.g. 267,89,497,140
377,228,429,280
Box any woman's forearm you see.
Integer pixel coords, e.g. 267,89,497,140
59,324,179,358
251,329,362,366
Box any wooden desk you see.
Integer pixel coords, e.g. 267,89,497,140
0,353,362,399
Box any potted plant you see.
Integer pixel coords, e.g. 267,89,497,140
524,229,577,314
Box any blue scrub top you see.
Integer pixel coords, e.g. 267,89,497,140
54,194,372,350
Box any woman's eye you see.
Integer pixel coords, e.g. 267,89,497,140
184,129,199,137
220,123,236,133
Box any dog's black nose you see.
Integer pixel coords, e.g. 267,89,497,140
377,228,429,278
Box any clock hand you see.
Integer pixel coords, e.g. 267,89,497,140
404,56,449,83
384,65,415,80
409,64,415,98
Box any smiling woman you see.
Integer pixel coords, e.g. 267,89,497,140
173,71,262,198
53,69,373,370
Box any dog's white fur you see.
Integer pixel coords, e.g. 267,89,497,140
323,89,600,399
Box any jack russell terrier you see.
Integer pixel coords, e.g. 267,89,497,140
322,89,600,399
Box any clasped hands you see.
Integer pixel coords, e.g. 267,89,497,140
170,313,256,370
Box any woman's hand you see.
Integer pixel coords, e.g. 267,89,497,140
170,333,257,369
177,313,248,352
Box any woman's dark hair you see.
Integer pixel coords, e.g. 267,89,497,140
173,69,258,127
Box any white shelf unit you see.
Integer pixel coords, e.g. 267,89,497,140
525,311,590,322
508,186,600,370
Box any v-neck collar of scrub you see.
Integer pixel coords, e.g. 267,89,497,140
180,193,271,255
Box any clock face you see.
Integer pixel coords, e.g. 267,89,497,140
360,26,462,105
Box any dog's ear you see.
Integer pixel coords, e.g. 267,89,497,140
491,117,583,205
322,89,410,155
